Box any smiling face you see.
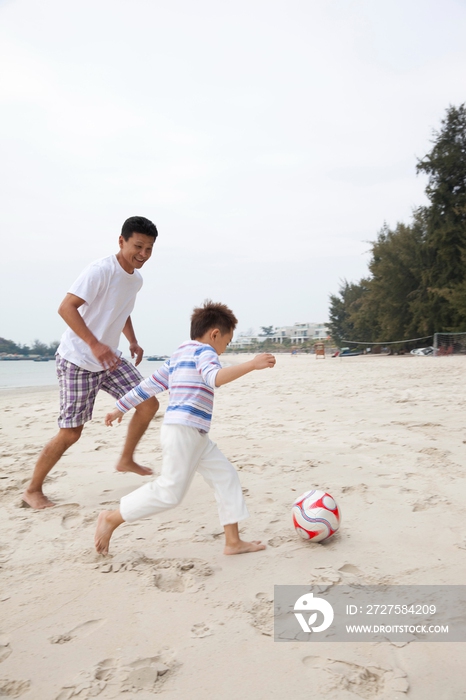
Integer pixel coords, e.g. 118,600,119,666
116,232,155,273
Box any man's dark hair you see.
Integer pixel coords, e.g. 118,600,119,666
190,300,238,339
121,216,158,241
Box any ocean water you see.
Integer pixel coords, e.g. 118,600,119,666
0,359,164,390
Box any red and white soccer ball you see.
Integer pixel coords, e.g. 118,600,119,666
292,489,341,543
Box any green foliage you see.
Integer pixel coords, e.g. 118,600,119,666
259,326,274,336
416,104,466,330
328,280,375,345
329,104,466,344
0,337,30,355
31,339,60,356
0,337,58,357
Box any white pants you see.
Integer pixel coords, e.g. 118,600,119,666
120,424,249,526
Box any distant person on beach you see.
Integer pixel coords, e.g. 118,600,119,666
94,300,276,556
22,216,159,510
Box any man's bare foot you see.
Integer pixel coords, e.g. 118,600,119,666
94,509,124,554
224,539,266,555
21,490,55,509
115,459,153,476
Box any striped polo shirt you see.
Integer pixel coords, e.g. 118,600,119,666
116,341,221,432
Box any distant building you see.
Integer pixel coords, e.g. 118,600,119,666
229,333,258,349
230,322,329,348
268,322,329,344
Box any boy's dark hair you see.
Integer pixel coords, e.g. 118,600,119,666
121,216,158,241
190,300,238,339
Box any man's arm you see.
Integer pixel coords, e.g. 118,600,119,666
122,316,143,366
215,353,275,387
58,293,120,371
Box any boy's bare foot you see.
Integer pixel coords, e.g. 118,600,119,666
224,539,266,555
95,509,124,554
115,459,153,476
21,490,55,509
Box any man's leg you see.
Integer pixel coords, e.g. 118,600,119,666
22,426,83,509
115,397,159,476
23,355,97,509
101,359,159,476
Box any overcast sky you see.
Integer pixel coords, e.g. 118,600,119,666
1,0,466,353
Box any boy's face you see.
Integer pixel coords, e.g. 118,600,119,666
209,329,233,355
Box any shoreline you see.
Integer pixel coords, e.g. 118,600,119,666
0,384,58,396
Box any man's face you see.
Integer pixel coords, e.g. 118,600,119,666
117,233,155,273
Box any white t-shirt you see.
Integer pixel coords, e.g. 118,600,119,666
57,255,143,372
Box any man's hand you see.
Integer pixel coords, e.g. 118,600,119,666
105,409,124,426
129,342,144,366
252,353,276,370
90,341,121,371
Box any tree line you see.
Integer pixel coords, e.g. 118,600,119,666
328,104,466,348
0,337,59,357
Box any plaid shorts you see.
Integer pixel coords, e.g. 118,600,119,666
56,354,143,428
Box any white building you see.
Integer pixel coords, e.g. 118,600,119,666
268,322,329,344
230,322,329,348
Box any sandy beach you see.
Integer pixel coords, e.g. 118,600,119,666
1,353,466,699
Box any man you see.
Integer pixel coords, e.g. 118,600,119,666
22,216,159,509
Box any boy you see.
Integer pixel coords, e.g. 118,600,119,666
95,300,276,555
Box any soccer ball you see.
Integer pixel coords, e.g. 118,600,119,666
292,489,341,542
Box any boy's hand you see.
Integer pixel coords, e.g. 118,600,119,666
105,409,124,426
252,353,276,370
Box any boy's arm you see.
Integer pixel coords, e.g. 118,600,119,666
105,363,169,425
215,353,275,387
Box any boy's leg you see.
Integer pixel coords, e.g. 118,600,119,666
223,523,265,555
113,425,205,523
196,440,266,554
95,509,125,554
101,359,158,476
22,355,98,509
95,425,206,554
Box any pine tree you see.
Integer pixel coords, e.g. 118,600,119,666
416,103,466,330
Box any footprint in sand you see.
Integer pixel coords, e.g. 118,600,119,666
55,650,176,699
96,550,151,574
411,495,449,512
338,563,363,576
267,535,294,548
92,440,108,452
95,552,214,592
61,513,82,529
56,504,83,529
152,558,214,592
50,619,106,645
0,637,12,662
301,656,409,697
191,623,213,638
0,678,31,697
248,592,273,636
